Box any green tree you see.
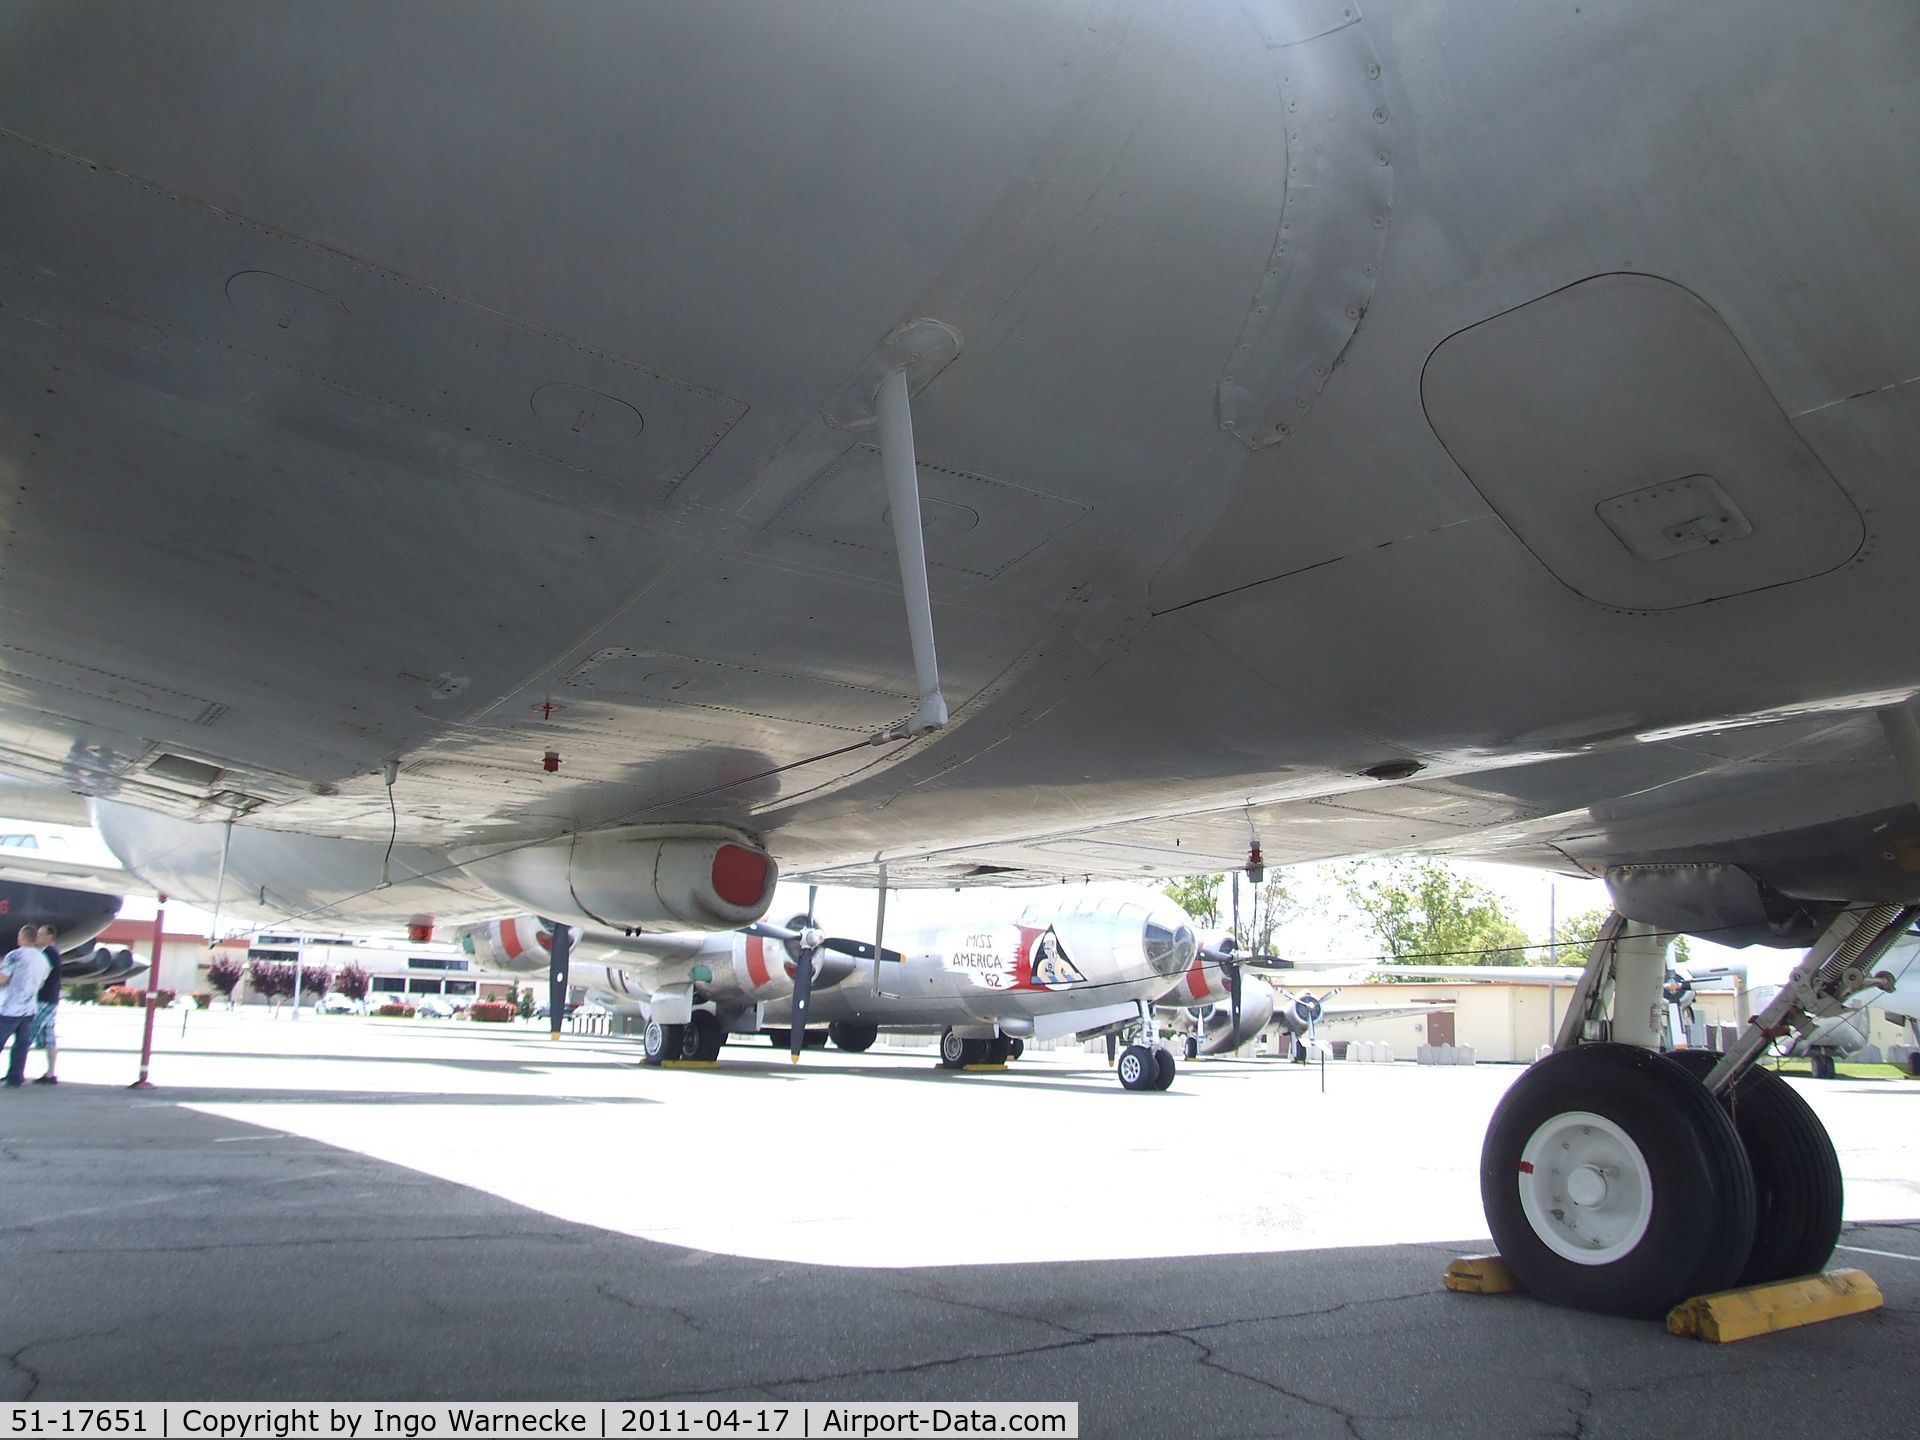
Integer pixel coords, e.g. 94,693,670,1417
1550,906,1613,965
1339,858,1528,966
1550,907,1689,967
1159,873,1296,954
1160,875,1223,928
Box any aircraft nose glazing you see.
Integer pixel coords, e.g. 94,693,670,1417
1142,916,1196,977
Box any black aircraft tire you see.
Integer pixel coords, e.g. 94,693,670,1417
642,1021,683,1067
1007,1039,1025,1060
685,1012,725,1062
939,1028,968,1068
1480,1044,1756,1316
985,1036,1013,1065
1117,1044,1157,1091
1665,1051,1844,1285
1150,1047,1177,1091
829,1022,879,1054
1184,1036,1199,1061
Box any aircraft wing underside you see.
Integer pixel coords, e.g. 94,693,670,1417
0,2,1917,929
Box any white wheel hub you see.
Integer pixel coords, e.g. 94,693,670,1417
1516,1110,1654,1265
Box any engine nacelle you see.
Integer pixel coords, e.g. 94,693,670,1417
729,923,862,1002
452,826,778,930
457,915,581,975
1200,975,1275,1054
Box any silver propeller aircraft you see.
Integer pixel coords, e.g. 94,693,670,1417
1155,954,1455,1062
0,1,1917,1314
459,886,1203,1089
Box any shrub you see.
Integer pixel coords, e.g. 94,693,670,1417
103,986,175,1007
336,963,371,1001
66,982,101,1004
248,959,295,1002
294,963,332,1005
468,1001,516,1023
207,954,246,1002
193,992,212,1010
374,1002,417,1018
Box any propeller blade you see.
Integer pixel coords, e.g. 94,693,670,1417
821,936,907,965
1231,870,1241,954
787,884,819,1062
743,919,799,942
1240,953,1292,970
543,917,573,1042
1229,957,1242,1043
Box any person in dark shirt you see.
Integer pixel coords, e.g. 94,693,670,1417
29,924,60,1084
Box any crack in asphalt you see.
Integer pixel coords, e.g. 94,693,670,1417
0,1329,131,1403
595,1282,710,1338
628,1284,1441,1409
1167,1330,1379,1439
1540,1378,1596,1440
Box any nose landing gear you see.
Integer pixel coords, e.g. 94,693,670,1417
1114,1001,1176,1091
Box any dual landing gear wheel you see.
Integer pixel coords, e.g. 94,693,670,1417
1183,1036,1199,1061
686,1012,726,1062
642,1020,682,1066
939,1028,990,1068
644,1014,726,1064
1809,1049,1839,1081
1665,1051,1843,1285
1117,1044,1177,1091
985,1036,1013,1065
1481,1043,1755,1316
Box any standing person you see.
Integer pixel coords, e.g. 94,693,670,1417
0,925,51,1088
30,923,61,1084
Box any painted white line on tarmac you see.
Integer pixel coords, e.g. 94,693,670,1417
1837,1244,1920,1264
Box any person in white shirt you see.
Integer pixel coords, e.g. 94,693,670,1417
1,924,52,1088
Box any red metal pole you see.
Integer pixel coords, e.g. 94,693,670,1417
130,895,166,1089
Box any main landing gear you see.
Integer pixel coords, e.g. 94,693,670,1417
938,1028,1018,1068
642,1011,728,1065
1481,905,1910,1316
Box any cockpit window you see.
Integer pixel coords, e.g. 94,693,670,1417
1143,920,1196,975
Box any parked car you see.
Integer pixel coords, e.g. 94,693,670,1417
415,996,456,1019
318,993,365,1015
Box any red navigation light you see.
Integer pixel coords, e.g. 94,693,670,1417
407,919,434,943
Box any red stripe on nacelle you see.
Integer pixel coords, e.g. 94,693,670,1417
1186,961,1211,1000
499,916,524,961
746,935,769,989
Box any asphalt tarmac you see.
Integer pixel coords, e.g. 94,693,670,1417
3,1007,1916,1436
